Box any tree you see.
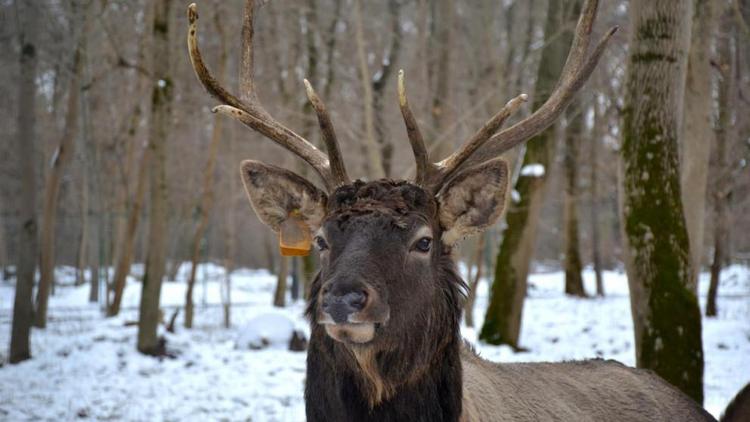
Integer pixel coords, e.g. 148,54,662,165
563,101,587,297
35,1,89,327
185,6,228,329
9,0,40,364
620,0,704,403
137,0,173,355
479,0,580,348
680,0,721,293
353,0,386,179
707,18,737,318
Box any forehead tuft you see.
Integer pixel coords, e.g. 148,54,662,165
326,180,435,226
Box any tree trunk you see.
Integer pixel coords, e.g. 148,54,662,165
9,0,40,364
185,7,227,329
35,47,84,327
372,0,402,177
620,0,704,403
479,0,578,349
353,0,386,179
591,101,605,296
107,147,151,316
138,0,173,355
463,233,485,328
273,256,289,308
563,102,586,297
680,0,721,293
428,0,455,162
707,20,736,318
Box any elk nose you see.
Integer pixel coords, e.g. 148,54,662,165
322,290,368,324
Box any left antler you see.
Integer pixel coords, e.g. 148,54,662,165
187,2,350,192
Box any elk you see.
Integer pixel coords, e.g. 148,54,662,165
186,1,722,420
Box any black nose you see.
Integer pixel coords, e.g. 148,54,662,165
322,289,368,324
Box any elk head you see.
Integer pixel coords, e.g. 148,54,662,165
187,0,614,396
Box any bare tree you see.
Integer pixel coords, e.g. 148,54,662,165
353,0,386,179
138,0,173,355
707,18,738,317
9,0,40,364
591,100,605,296
35,2,89,327
563,100,586,297
184,6,228,329
620,0,704,403
681,0,722,293
480,0,581,348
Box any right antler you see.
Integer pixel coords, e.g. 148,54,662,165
399,0,617,193
187,2,350,192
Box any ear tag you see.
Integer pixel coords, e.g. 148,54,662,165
279,211,312,257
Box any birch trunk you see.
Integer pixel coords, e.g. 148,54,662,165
620,0,704,403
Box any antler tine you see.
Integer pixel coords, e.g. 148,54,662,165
431,0,617,189
434,93,528,187
397,70,429,186
303,79,350,187
187,3,338,191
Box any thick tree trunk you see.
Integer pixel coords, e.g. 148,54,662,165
35,49,82,327
479,0,578,349
185,8,227,329
680,0,721,293
273,256,289,308
9,0,40,364
563,102,586,297
620,0,704,403
138,0,173,355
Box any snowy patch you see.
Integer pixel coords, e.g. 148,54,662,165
520,164,545,177
236,312,298,350
0,264,747,420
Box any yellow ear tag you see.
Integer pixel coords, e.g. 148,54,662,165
279,211,312,257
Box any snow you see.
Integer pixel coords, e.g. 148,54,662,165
236,312,299,350
0,264,748,421
520,163,545,177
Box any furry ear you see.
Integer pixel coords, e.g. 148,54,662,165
240,160,328,234
437,159,509,246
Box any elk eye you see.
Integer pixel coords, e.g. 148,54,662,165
415,237,432,253
314,236,329,251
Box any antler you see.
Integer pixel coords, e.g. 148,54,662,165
399,0,617,192
187,2,350,192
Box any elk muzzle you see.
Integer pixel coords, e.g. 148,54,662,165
318,282,389,344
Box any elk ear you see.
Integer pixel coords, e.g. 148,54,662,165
437,159,509,246
240,160,328,234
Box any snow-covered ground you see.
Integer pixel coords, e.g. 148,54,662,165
0,264,748,421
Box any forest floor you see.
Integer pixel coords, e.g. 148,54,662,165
0,263,748,421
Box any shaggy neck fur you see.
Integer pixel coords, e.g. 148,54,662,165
305,254,466,422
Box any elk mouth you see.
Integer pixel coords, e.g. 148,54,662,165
323,322,378,344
